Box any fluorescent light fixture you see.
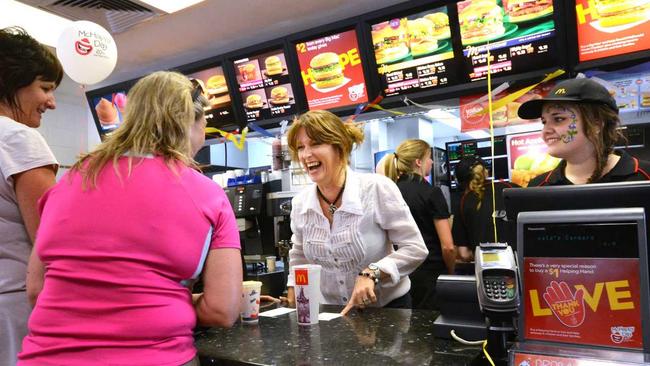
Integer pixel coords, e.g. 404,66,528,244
427,108,460,130
1,0,72,47
139,0,205,13
465,130,492,139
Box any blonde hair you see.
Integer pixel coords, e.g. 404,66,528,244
287,110,364,167
384,139,430,182
72,71,199,187
467,164,487,210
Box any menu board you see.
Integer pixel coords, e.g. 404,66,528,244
186,65,235,129
575,0,650,62
456,0,556,81
296,29,368,110
234,49,296,122
92,90,128,136
371,6,457,96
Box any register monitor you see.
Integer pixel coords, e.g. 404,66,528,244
504,182,650,352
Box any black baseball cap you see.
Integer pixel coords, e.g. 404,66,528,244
518,78,618,120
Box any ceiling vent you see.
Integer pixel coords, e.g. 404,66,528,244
17,0,165,34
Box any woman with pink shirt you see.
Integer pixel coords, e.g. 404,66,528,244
18,71,242,366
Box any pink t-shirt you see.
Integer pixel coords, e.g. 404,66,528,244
18,156,240,366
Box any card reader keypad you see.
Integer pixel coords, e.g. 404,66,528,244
484,276,516,301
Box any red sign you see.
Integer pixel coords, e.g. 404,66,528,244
506,131,560,187
459,82,555,132
295,268,309,286
575,0,650,62
513,352,630,366
296,29,368,110
523,257,642,349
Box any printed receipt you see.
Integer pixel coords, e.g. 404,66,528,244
258,307,342,321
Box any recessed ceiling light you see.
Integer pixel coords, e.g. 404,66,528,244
138,0,205,14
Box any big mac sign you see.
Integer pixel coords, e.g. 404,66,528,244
296,29,368,110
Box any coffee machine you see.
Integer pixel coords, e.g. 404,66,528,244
223,183,285,296
266,191,298,275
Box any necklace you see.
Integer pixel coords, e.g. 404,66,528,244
317,174,346,215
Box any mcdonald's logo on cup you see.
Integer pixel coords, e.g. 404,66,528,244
295,269,309,285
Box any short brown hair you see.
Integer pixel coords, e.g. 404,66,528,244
287,110,364,167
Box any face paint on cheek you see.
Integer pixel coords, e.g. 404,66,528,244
561,111,578,143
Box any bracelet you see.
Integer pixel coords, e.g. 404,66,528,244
358,271,379,284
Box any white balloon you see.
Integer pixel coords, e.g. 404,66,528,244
56,21,118,85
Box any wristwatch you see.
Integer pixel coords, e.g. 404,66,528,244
368,263,381,284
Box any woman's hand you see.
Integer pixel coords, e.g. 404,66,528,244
340,275,377,316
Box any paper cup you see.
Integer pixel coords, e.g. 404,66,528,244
266,256,277,272
293,264,321,325
241,281,263,324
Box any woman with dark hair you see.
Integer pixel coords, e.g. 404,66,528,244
383,139,455,309
0,26,63,365
519,78,650,186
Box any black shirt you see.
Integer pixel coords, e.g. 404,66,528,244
451,181,518,251
396,174,450,263
528,150,650,186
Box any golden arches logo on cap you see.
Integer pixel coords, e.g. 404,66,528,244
554,88,567,95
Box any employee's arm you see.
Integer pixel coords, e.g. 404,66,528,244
434,218,456,274
457,246,474,262
195,248,242,327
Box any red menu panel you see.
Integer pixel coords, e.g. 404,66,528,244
576,0,650,62
296,29,368,110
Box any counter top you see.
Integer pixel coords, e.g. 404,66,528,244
195,305,482,365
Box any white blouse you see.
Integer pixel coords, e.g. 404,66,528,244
287,168,428,306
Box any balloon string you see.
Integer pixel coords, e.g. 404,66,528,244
485,43,498,244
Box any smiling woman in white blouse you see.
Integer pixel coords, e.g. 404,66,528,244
285,110,428,315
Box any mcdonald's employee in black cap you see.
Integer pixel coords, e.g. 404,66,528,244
518,77,650,186
451,156,518,265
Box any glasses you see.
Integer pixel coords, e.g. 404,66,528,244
190,78,204,103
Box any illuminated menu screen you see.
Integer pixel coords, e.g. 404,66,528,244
92,90,128,136
456,0,556,81
575,0,650,62
234,49,296,122
296,29,368,110
371,5,457,96
186,65,235,130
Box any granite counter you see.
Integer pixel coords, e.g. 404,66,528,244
195,305,482,365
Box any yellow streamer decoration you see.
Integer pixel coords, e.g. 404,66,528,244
366,103,406,115
478,69,565,116
205,126,249,150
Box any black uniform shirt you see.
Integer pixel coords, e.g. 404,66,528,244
396,174,450,263
528,150,650,186
451,181,518,251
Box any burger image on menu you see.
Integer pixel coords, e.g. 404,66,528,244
245,94,264,109
269,86,290,105
407,18,439,57
594,0,650,28
372,19,410,64
310,52,346,89
264,56,284,76
504,0,553,23
458,0,506,45
424,12,451,40
206,74,230,108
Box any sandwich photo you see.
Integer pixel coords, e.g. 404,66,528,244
245,94,264,109
269,86,290,105
642,92,650,107
264,56,284,76
424,12,451,40
504,0,553,23
371,19,410,64
310,52,345,89
206,74,228,95
594,0,650,28
407,18,439,57
458,0,506,45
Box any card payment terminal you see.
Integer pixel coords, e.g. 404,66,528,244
475,242,519,313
